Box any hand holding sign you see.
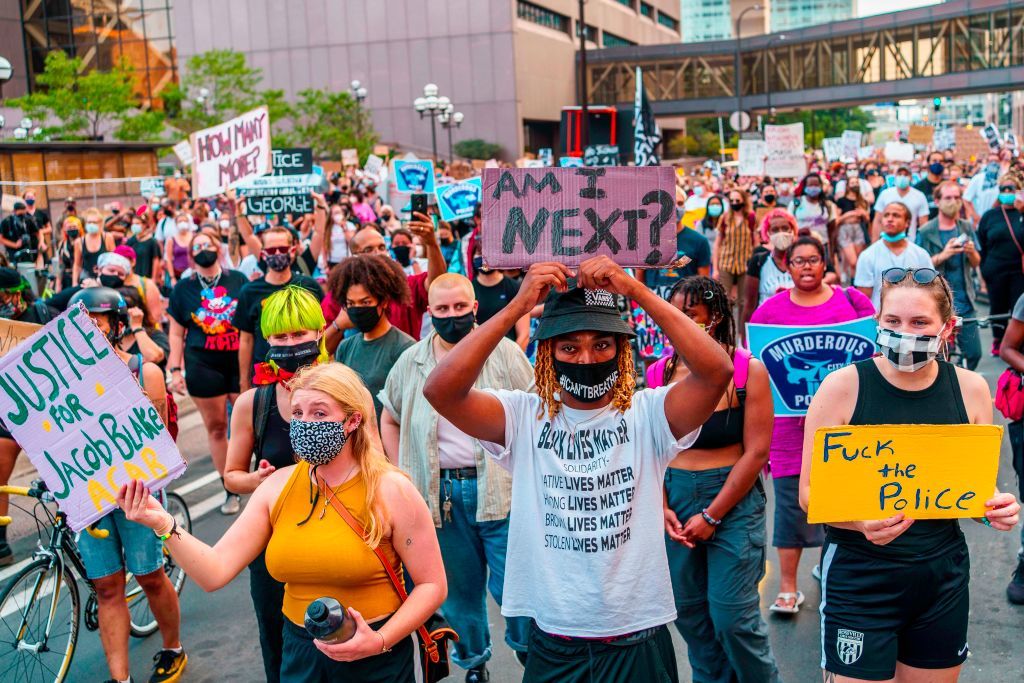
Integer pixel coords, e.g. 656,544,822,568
982,491,1020,530
856,514,915,546
577,255,639,299
514,262,574,311
118,478,174,532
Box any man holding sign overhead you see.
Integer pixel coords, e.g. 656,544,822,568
799,268,1018,683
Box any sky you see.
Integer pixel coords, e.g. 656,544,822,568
858,0,941,17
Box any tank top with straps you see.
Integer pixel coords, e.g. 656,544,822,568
825,359,968,560
81,235,108,277
251,385,295,470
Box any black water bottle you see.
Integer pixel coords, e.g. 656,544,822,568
304,597,356,643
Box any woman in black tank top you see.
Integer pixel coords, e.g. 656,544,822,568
800,267,1019,683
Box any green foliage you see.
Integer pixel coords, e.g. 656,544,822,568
666,121,724,158
770,107,873,148
275,89,377,161
6,51,166,141
454,139,502,160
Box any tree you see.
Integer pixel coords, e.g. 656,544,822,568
771,107,873,148
164,49,290,138
276,89,377,161
454,139,502,160
7,51,165,141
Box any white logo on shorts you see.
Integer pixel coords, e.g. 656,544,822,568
837,629,864,665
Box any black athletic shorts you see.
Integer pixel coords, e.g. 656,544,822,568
184,348,240,398
820,541,970,680
524,622,678,683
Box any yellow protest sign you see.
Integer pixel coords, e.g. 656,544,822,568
807,424,1002,523
0,318,41,358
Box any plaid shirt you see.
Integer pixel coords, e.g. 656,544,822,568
717,211,756,275
379,331,535,527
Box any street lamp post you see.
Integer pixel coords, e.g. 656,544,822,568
439,106,464,163
413,83,450,161
0,56,12,101
350,80,368,137
734,4,763,133
764,34,787,126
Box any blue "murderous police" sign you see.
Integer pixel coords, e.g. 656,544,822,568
747,317,877,416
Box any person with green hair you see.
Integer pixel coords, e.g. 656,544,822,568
222,284,329,683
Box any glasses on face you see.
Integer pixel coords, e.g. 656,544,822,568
789,256,822,268
192,243,215,253
999,185,1018,193
882,267,939,285
262,246,291,256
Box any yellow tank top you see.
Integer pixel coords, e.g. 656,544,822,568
265,462,403,625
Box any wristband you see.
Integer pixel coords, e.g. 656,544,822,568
130,327,145,335
701,509,722,527
331,320,343,333
169,367,182,374
154,513,176,540
378,631,391,654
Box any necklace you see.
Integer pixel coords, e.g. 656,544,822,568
318,463,359,520
559,403,614,451
197,269,221,291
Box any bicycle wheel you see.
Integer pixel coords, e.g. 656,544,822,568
0,558,80,683
128,492,191,638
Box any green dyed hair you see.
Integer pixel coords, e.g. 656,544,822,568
260,285,330,364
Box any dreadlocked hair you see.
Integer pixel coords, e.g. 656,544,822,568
664,276,735,382
534,335,636,420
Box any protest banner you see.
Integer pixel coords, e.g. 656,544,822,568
364,154,385,177
747,317,877,416
583,145,620,167
934,127,955,151
190,106,271,198
822,137,843,162
0,318,40,358
883,141,914,162
342,148,359,166
765,123,806,178
372,144,390,156
738,139,766,176
983,123,1002,150
954,126,988,162
0,306,186,531
172,140,194,166
559,156,584,168
908,125,934,146
271,148,313,176
435,177,482,222
139,177,166,198
236,173,319,215
807,424,1001,523
538,148,554,166
393,159,436,193
481,166,675,268
841,130,862,160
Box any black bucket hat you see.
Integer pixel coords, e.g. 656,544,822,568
533,279,635,341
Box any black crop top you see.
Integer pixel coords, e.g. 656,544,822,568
689,401,744,450
251,385,296,470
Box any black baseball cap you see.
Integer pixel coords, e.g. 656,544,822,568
0,268,25,291
533,279,635,341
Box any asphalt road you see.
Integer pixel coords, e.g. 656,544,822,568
2,335,1023,682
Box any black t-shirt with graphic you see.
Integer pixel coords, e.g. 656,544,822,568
168,270,248,352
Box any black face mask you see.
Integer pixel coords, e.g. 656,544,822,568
267,340,321,373
347,305,382,333
432,312,475,344
193,250,218,268
99,274,125,289
763,194,776,204
66,229,80,240
729,202,744,212
392,245,412,267
552,357,619,403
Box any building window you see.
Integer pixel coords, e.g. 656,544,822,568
657,10,679,31
517,1,570,33
577,22,598,41
640,2,654,18
603,31,635,47
613,0,634,8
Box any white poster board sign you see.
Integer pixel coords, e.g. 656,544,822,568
190,106,272,198
765,123,806,178
737,139,765,176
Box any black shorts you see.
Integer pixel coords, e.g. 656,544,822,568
820,542,970,680
184,348,240,398
524,622,678,683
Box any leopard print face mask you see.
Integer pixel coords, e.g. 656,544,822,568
290,419,350,466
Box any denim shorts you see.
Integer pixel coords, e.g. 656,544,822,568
77,505,165,580
772,475,824,548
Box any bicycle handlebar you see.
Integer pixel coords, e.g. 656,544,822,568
0,516,10,527
0,484,109,537
0,486,32,497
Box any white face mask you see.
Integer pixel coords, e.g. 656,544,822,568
332,215,343,225
177,222,191,233
768,232,794,252
219,219,230,230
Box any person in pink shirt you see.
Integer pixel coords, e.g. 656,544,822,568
349,189,377,224
749,235,874,615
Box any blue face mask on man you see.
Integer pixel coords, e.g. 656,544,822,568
894,175,911,189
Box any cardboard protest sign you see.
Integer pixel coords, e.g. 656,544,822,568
172,140,194,167
583,145,620,167
364,154,385,177
559,156,584,168
372,144,390,156
0,318,40,358
342,148,359,166
747,317,877,416
538,148,554,166
236,174,319,215
435,177,482,222
822,138,843,162
765,123,806,178
841,130,862,160
934,127,955,151
908,125,934,146
738,139,765,176
190,106,272,198
393,160,436,193
0,306,186,531
954,127,988,162
983,123,1002,150
481,166,675,268
883,141,914,162
139,177,166,198
271,148,313,176
807,424,1001,523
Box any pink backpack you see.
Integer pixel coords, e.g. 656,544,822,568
995,368,1024,421
647,347,751,399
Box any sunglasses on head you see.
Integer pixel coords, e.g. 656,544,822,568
262,246,291,256
882,267,939,285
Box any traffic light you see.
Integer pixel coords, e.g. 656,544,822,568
933,97,942,111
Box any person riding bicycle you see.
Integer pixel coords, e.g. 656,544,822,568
68,287,187,683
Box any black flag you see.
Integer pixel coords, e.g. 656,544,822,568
634,67,661,166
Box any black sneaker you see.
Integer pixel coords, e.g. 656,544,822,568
0,542,13,567
1008,559,1024,605
465,664,490,683
149,649,187,683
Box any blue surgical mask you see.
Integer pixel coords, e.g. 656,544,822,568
881,231,907,243
707,204,723,217
929,163,945,176
999,192,1017,206
85,222,100,235
804,186,822,198
693,186,704,197
894,176,911,189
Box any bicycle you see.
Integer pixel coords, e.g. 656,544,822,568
946,313,1011,368
0,479,191,682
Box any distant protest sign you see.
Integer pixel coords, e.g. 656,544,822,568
237,174,318,215
393,160,436,193
908,125,934,146
139,177,166,198
822,137,843,162
364,154,385,177
983,123,1002,150
841,130,862,160
190,106,271,198
271,148,312,176
480,166,675,267
807,424,1001,523
765,123,806,178
954,126,988,162
884,141,914,162
738,139,765,176
436,177,482,222
0,306,186,531
934,127,955,151
559,156,584,168
747,317,876,416
342,148,359,166
583,145,620,167
172,140,194,167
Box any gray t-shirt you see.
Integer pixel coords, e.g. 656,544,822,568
1012,292,1024,322
335,325,414,420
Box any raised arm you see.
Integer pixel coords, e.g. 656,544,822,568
308,192,328,263
234,196,263,256
423,261,572,445
407,211,446,289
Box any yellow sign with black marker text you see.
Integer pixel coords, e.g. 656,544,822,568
807,424,1002,523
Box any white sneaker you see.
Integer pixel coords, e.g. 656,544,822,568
220,493,241,516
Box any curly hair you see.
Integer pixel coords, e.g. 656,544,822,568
534,335,636,420
327,254,411,307
664,276,734,382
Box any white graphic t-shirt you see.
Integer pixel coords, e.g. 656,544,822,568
481,385,699,637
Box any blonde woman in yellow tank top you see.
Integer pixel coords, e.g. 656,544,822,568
118,363,447,682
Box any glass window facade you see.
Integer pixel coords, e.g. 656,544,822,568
640,2,654,19
770,0,855,33
603,31,636,48
517,1,570,34
657,10,679,32
681,0,733,43
19,0,178,108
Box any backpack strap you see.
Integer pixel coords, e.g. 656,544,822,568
733,346,752,406
32,300,52,324
251,384,276,462
841,286,855,308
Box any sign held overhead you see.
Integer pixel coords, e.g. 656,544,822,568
190,106,272,198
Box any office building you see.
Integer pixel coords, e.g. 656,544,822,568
770,0,857,33
680,0,766,43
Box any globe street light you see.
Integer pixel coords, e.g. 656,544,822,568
413,83,450,161
350,80,368,136
439,105,464,163
0,56,12,100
